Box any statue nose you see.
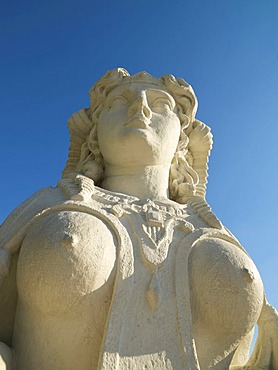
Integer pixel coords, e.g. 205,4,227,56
128,97,152,119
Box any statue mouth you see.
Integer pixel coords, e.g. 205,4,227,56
125,115,150,129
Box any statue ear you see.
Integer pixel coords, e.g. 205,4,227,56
62,109,93,178
187,119,213,198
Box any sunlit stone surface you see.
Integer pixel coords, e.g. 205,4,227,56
0,69,277,369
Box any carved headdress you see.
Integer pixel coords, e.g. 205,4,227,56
62,68,213,204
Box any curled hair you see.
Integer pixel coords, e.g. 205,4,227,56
62,68,212,203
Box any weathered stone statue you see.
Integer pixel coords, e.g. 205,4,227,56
0,68,277,370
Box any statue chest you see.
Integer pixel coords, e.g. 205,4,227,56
14,201,263,369
14,205,194,369
16,203,191,313
17,210,117,314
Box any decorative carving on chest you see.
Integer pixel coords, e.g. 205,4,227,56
58,178,194,310
92,190,194,265
140,218,175,265
58,178,195,266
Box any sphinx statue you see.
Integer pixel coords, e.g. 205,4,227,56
0,68,277,370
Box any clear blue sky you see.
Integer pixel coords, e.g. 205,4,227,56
1,0,277,308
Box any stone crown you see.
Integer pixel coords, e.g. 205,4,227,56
120,71,165,87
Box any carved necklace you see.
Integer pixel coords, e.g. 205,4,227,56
92,189,194,264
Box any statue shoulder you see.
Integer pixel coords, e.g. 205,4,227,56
0,176,98,263
0,186,65,250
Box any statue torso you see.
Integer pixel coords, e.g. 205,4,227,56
12,185,264,370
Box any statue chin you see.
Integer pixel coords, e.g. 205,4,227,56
0,68,277,370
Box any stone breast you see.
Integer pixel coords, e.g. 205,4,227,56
17,210,117,314
188,237,264,368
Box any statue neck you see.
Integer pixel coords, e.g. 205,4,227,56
101,164,171,201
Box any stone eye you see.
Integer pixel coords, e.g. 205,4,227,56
109,96,128,108
151,99,173,111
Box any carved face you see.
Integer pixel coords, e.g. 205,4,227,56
97,83,181,167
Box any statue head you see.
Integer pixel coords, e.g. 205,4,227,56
62,68,212,203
